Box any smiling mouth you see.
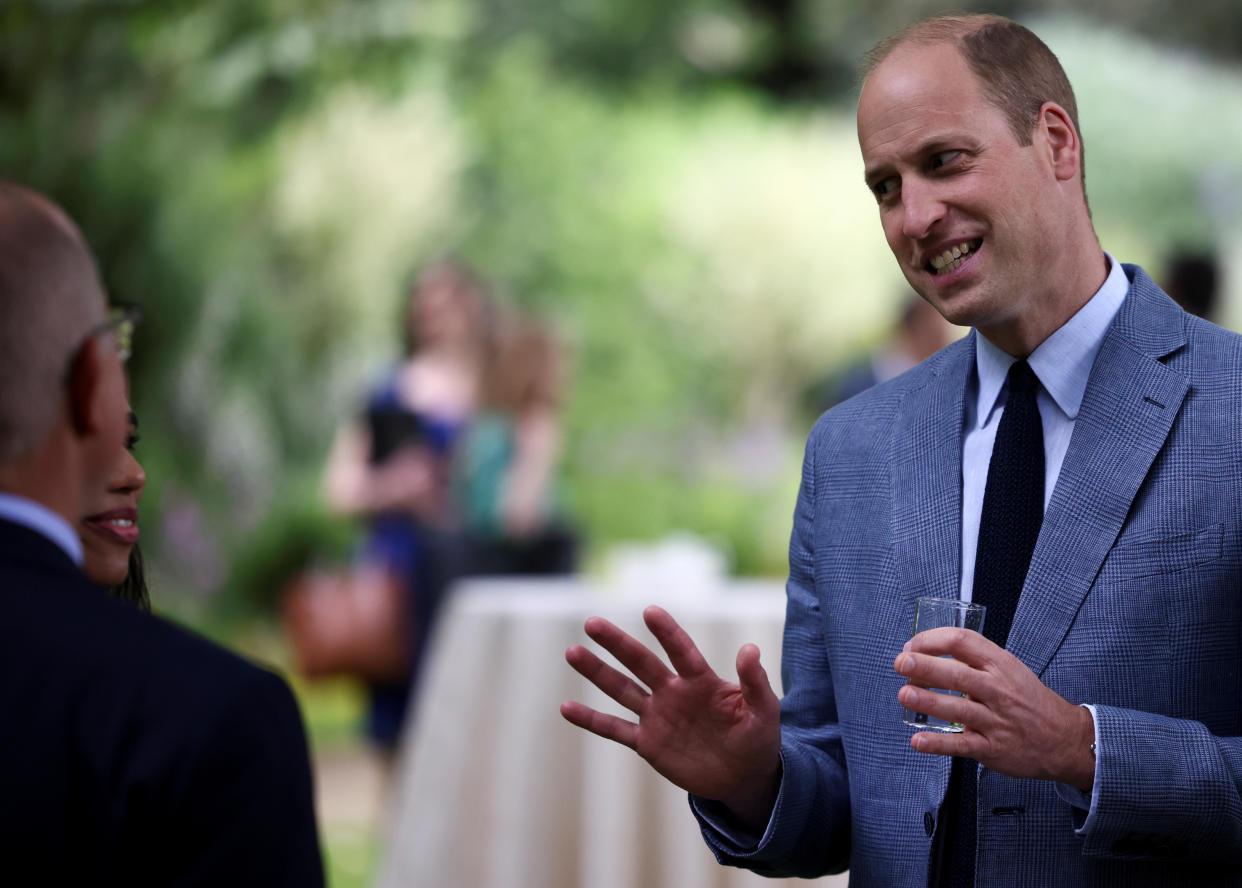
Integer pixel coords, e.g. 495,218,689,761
83,513,139,545
926,239,982,275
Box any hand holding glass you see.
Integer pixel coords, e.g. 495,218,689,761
901,596,986,732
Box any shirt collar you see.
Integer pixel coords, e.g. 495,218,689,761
0,492,84,567
974,252,1129,428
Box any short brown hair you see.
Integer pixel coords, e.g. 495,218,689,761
864,15,1086,194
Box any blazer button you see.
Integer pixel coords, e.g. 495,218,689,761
924,812,935,836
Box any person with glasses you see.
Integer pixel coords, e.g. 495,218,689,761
0,180,324,885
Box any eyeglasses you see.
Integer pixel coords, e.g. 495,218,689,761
85,305,142,363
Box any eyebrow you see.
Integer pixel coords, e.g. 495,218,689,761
863,165,892,188
127,411,138,429
863,136,978,187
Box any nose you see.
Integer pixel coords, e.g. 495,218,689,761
109,449,147,498
899,178,946,241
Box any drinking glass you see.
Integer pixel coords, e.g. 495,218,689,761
901,596,986,732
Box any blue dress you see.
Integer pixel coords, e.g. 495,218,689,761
360,370,465,748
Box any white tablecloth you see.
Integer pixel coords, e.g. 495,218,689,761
374,577,848,888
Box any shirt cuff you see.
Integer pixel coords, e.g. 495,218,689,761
1054,703,1101,833
689,750,786,855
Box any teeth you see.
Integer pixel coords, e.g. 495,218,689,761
929,241,975,272
108,519,135,528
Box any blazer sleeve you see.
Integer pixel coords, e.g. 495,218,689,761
1070,704,1242,862
692,426,852,877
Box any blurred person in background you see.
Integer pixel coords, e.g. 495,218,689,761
810,293,954,412
455,311,578,576
80,406,150,610
1164,249,1220,321
318,258,491,753
0,180,322,884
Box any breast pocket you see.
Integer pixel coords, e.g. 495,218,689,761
1096,522,1223,583
1077,522,1230,717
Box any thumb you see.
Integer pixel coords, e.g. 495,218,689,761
736,643,778,714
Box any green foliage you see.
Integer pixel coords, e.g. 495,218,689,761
221,486,359,618
3,0,1241,620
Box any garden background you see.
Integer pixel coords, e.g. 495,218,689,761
4,0,1242,883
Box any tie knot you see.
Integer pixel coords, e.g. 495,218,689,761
1007,360,1039,396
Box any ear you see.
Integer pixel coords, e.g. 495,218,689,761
1036,101,1081,184
64,336,113,438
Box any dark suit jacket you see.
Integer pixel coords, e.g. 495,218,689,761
696,266,1242,885
0,518,324,886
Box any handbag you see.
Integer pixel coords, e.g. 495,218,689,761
280,565,410,683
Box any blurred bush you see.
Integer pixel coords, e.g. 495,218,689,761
220,487,359,619
3,1,1241,621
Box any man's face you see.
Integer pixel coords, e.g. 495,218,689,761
857,41,1063,345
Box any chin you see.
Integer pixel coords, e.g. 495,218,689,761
84,552,131,589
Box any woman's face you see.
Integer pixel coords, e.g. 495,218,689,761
409,269,480,349
80,410,146,587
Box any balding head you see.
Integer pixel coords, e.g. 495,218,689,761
0,181,108,461
863,15,1086,200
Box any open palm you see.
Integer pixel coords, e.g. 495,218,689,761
561,605,782,822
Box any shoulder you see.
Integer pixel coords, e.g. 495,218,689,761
364,364,406,408
806,335,971,453
7,571,301,740
1120,264,1242,380
117,608,301,735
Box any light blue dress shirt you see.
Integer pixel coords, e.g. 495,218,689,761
0,492,84,567
958,251,1129,821
959,253,1130,601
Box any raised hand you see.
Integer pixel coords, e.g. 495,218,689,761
895,626,1095,791
561,605,782,830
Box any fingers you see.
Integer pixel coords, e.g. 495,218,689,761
895,647,988,701
583,616,674,690
908,626,1004,668
643,606,714,680
736,643,779,715
565,644,650,714
908,728,990,760
897,683,991,733
559,700,638,749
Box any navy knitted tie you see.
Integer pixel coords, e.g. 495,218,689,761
942,359,1045,888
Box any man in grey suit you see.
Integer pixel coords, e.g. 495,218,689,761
562,13,1242,886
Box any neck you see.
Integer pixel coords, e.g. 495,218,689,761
981,231,1107,358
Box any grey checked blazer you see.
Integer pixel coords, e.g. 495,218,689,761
696,265,1242,886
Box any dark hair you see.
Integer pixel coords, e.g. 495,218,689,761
1165,252,1220,320
864,15,1086,197
108,544,151,612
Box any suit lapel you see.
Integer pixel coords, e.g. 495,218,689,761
892,336,973,617
1006,270,1189,677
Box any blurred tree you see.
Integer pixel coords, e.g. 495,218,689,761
2,0,1240,609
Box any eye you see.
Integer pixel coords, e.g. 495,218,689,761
871,176,899,202
929,150,961,171
126,432,140,452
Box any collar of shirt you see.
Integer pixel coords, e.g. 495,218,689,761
974,252,1130,428
0,492,84,567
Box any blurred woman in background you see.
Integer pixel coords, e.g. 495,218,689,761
319,258,491,752
456,313,576,575
80,408,149,610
